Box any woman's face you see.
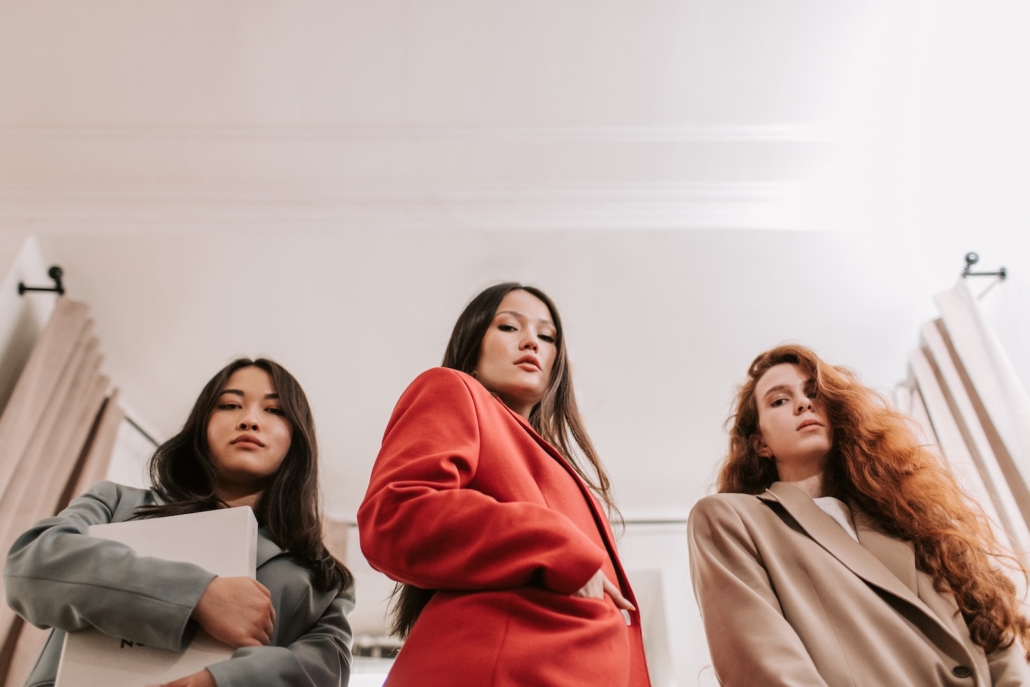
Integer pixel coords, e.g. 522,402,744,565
206,366,293,495
753,363,833,472
476,289,558,419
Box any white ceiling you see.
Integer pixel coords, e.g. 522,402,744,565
2,0,1029,525
0,0,879,232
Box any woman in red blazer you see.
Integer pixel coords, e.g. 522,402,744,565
358,283,652,687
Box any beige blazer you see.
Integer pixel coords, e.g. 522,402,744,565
687,482,1030,687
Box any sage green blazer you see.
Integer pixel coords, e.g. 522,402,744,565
688,481,1030,687
4,481,354,687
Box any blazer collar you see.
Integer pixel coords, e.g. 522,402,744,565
760,483,920,600
498,398,589,496
257,527,284,567
759,482,973,663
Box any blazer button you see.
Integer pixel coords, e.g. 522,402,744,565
952,665,973,679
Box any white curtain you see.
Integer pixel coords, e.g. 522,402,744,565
900,279,1030,564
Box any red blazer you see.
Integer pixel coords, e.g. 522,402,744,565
358,368,651,687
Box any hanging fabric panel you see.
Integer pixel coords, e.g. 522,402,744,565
935,282,1030,525
909,346,1027,554
899,278,1030,578
0,299,90,504
0,298,121,686
66,389,125,507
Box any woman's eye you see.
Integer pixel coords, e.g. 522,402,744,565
498,324,517,332
265,407,285,415
217,402,241,410
770,398,787,407
538,334,555,343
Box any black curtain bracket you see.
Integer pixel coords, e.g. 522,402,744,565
18,265,65,296
962,252,1006,280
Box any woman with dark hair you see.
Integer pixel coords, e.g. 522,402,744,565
5,358,354,687
688,344,1030,686
358,283,651,687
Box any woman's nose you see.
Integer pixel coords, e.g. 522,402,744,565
795,398,812,413
237,417,259,431
520,334,538,351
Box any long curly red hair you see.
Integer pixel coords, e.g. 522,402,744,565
719,344,1030,658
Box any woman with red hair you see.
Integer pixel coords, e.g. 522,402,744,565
688,344,1030,686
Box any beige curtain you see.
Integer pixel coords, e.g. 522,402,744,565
898,279,1030,563
0,298,123,687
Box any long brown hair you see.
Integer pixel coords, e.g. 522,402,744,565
720,344,1030,657
133,358,352,595
391,282,616,638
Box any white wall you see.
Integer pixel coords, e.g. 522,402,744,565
0,235,57,416
801,0,1030,397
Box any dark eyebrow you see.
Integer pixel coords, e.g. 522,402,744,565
219,389,279,400
495,310,555,328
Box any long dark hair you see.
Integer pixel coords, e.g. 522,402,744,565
391,282,616,637
133,358,352,595
720,344,1030,657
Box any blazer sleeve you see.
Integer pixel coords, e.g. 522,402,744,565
357,368,606,595
687,495,830,687
205,583,354,687
3,480,216,652
987,638,1030,686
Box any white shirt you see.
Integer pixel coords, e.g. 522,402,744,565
813,496,858,542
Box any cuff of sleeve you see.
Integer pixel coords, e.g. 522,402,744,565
205,646,297,687
168,570,217,652
540,546,608,595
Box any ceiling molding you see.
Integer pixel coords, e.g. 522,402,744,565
0,124,831,143
0,181,804,230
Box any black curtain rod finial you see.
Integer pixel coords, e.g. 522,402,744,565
18,265,65,296
962,251,1007,280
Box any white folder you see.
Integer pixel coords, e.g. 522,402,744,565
54,506,258,687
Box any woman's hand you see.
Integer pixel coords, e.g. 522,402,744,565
148,668,216,687
572,568,636,611
191,576,275,648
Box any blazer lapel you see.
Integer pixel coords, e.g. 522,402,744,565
853,509,918,596
763,483,922,604
761,482,974,664
498,400,636,604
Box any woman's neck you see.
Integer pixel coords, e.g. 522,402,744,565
784,472,825,499
214,486,262,510
776,455,828,499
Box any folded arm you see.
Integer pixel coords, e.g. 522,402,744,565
358,369,605,595
204,584,354,687
4,481,215,651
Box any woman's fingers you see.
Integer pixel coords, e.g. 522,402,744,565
572,568,605,598
151,668,216,687
573,569,637,611
191,576,276,648
602,576,636,612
